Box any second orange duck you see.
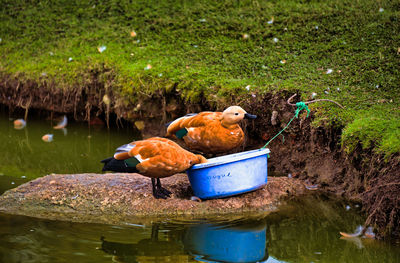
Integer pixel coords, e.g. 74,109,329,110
166,106,256,154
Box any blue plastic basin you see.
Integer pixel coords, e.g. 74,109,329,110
186,148,270,199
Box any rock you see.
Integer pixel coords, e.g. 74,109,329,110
0,173,305,225
271,110,279,126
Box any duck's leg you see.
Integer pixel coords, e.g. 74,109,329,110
151,178,170,199
156,178,172,197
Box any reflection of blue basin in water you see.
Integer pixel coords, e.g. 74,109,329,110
183,220,268,262
187,148,270,199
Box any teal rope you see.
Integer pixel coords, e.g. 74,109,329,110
261,102,310,149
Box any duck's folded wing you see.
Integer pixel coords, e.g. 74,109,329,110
166,112,219,136
114,143,135,160
165,113,198,127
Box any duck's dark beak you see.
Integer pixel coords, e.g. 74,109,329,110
244,113,257,119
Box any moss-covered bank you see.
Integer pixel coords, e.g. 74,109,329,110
1,0,399,155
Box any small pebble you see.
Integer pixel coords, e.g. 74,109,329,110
288,173,292,178
326,69,333,74
199,18,206,22
379,7,384,12
273,37,279,43
346,205,351,211
245,85,251,91
68,57,73,62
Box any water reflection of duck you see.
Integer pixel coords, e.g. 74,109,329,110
166,106,257,154
101,137,207,199
100,224,187,263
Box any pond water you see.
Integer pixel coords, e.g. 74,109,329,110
0,111,400,262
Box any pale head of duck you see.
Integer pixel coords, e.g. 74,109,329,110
221,106,256,126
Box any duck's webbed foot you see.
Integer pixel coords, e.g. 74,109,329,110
151,178,172,199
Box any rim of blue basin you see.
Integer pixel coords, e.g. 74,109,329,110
190,148,270,170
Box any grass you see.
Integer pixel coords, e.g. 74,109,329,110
0,0,399,156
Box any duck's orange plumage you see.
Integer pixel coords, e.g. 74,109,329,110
101,137,207,198
166,106,256,154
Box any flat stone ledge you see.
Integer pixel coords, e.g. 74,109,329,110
0,173,306,225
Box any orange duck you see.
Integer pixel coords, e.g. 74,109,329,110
166,106,256,154
101,137,207,199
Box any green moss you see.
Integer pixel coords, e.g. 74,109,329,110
342,106,400,157
0,0,399,155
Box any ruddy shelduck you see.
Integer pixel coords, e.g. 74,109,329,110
101,137,207,199
166,106,256,154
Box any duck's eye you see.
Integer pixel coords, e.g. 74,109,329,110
235,113,239,116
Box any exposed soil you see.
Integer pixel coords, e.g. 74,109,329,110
0,73,399,240
0,173,305,225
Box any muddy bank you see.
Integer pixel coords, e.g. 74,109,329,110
0,173,305,225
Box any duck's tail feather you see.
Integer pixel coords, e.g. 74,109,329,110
115,144,135,154
101,157,139,173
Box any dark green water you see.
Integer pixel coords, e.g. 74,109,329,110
0,112,399,263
